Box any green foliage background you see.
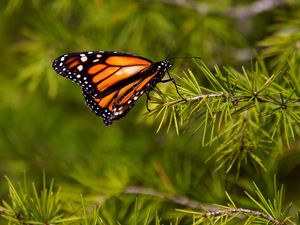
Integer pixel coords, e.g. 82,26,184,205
0,0,300,224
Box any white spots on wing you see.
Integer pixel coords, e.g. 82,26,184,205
77,65,83,71
60,56,65,61
88,51,93,54
81,56,88,62
76,74,81,78
93,59,100,63
133,96,138,100
113,106,124,116
59,62,63,67
96,54,102,58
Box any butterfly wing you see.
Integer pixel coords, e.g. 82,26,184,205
52,51,172,125
52,51,153,98
83,61,172,126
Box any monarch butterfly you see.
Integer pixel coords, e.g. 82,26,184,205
52,51,178,126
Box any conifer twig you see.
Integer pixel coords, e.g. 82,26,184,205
161,92,300,106
203,208,283,225
158,0,285,19
124,186,202,209
225,0,284,19
164,92,228,105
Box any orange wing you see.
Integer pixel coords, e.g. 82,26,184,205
53,51,152,98
52,51,172,126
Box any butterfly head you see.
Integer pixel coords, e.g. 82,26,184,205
155,60,172,75
162,60,172,69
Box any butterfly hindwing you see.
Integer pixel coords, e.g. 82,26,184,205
83,61,171,126
52,51,173,126
83,86,138,126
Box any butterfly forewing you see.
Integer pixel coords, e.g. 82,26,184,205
52,51,152,97
52,51,172,126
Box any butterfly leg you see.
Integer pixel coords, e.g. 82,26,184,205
145,91,152,112
160,72,187,101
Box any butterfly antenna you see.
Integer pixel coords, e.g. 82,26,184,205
166,56,202,61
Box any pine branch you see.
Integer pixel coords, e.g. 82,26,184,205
158,92,300,107
148,59,300,173
160,92,228,105
150,60,300,138
181,180,292,225
124,179,292,225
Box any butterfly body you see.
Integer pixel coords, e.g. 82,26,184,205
52,51,172,126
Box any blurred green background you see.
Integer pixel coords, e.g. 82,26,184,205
0,0,300,224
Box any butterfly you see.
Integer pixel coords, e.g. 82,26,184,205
52,51,176,126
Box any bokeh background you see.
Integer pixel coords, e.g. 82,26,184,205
0,0,300,224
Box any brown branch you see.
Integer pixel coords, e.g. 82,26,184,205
160,92,300,107
165,92,229,106
124,186,203,209
225,0,284,19
203,208,283,225
158,0,285,19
